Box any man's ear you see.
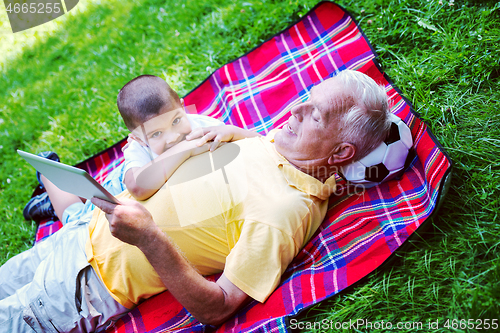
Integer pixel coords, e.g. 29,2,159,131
328,143,356,165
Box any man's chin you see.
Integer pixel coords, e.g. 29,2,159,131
275,127,295,143
273,134,290,157
273,130,283,146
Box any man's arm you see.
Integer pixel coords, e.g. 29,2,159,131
91,198,251,325
137,226,251,325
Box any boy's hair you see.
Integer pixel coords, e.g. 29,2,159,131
333,70,392,161
117,75,181,131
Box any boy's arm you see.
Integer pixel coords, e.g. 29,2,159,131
124,168,158,201
125,140,209,200
186,125,261,151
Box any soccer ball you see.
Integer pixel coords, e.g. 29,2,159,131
339,113,413,188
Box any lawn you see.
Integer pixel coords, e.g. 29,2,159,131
1,0,499,332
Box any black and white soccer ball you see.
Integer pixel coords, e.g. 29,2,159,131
339,113,413,188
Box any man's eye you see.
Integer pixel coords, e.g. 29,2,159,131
313,110,320,122
151,131,162,138
172,117,181,126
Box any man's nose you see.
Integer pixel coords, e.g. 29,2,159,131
291,104,305,122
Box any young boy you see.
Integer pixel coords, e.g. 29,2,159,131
23,75,260,223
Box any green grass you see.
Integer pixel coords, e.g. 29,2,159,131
1,0,499,331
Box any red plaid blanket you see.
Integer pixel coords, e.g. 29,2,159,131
34,1,451,332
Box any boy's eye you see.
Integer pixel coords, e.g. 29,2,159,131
151,131,162,138
172,117,181,126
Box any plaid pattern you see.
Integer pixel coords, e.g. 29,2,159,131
32,1,451,332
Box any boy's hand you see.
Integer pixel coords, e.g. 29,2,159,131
186,125,252,151
156,139,211,160
174,139,211,156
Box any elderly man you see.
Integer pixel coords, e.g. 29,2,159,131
0,70,391,332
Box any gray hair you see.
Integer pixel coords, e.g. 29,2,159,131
333,70,391,161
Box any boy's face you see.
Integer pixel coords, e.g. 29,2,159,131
131,104,192,156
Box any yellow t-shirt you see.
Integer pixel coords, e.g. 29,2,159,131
85,130,337,308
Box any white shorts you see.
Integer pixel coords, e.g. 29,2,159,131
0,218,128,332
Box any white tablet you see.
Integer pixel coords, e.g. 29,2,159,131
18,150,120,204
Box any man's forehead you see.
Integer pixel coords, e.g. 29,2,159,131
310,78,344,110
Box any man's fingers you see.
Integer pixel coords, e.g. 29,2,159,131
91,197,118,215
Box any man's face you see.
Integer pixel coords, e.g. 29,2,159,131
132,105,192,156
274,77,349,172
